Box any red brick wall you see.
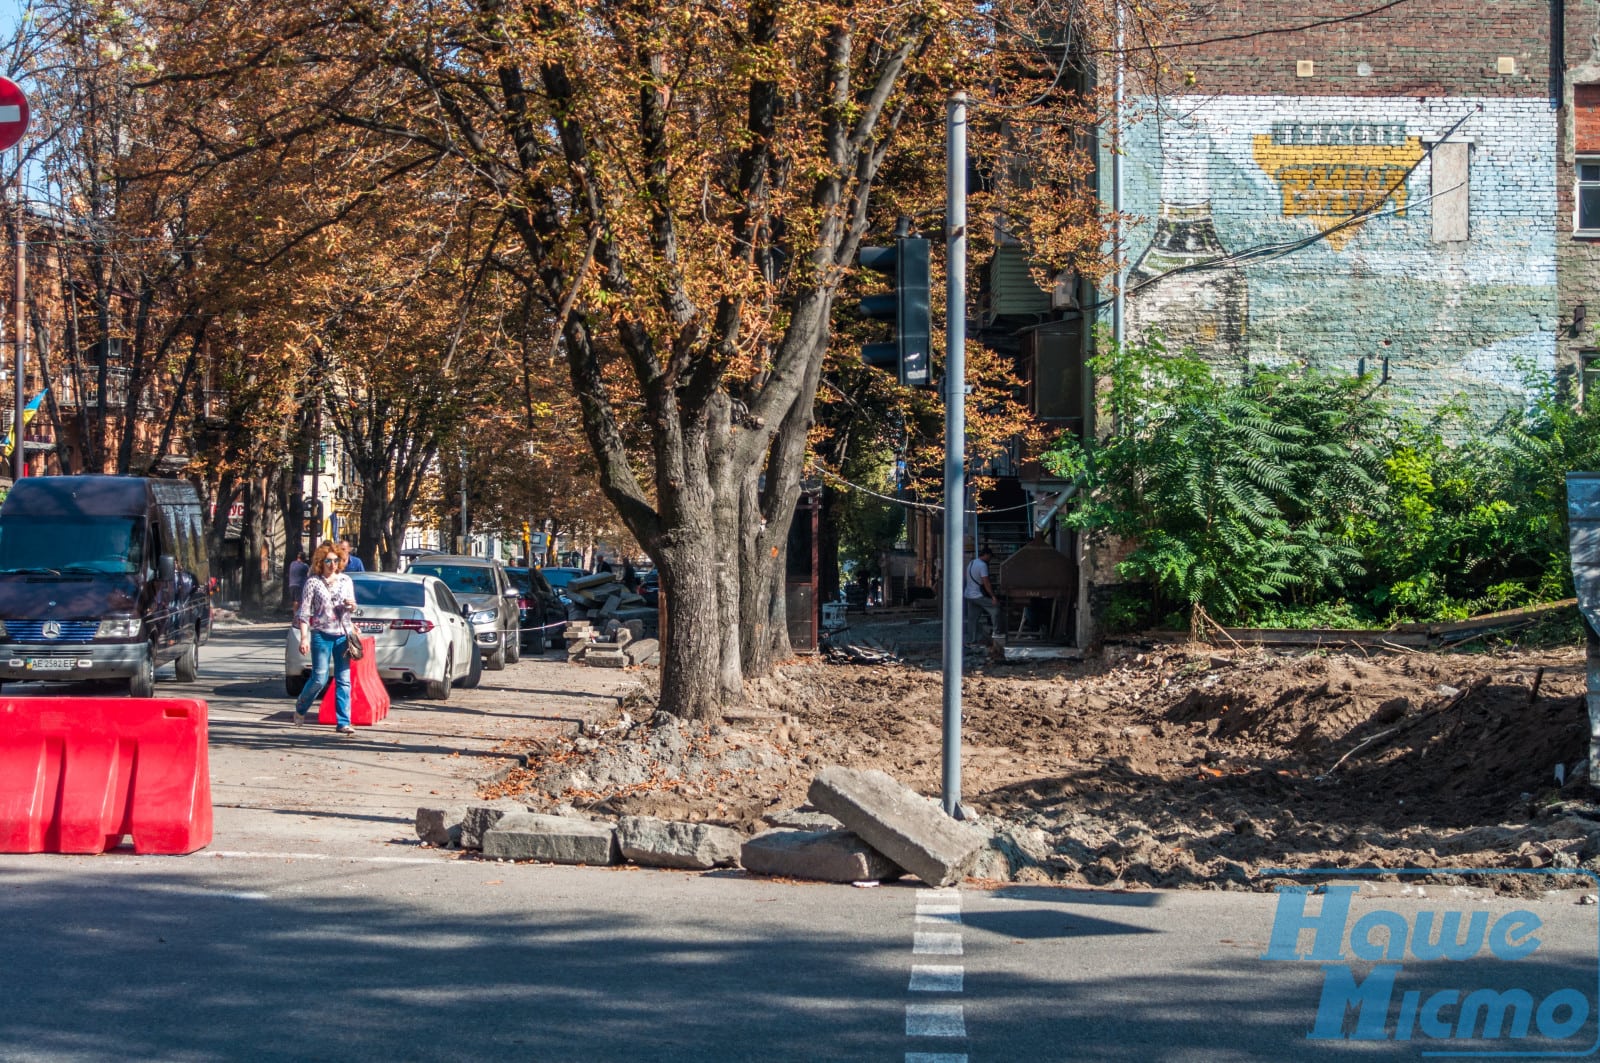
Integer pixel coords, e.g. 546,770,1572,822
1158,1,1553,98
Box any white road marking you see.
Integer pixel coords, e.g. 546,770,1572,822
905,1055,968,1063
916,910,963,924
203,850,440,865
909,965,964,992
906,1003,967,1038
913,931,963,955
919,889,961,903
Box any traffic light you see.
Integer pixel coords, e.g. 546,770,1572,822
303,498,324,539
859,235,931,387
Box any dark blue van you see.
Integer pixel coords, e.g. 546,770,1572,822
0,476,212,696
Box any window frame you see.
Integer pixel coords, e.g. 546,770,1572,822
1577,158,1600,237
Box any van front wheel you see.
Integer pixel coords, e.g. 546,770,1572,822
128,644,156,698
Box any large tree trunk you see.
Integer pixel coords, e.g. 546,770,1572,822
282,406,310,608
240,475,268,614
738,338,824,678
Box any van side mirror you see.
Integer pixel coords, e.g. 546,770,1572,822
158,554,176,582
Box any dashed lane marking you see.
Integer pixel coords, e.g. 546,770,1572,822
909,965,964,992
907,887,967,1061
906,1003,968,1038
912,931,964,955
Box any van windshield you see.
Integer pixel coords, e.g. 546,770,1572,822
0,518,145,575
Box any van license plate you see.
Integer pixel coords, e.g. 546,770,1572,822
26,658,76,671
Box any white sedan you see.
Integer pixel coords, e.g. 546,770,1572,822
284,572,479,700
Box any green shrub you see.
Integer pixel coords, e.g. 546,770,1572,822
1047,336,1600,631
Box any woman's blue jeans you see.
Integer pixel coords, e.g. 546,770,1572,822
295,629,351,727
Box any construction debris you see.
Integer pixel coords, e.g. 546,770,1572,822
808,766,988,887
482,812,619,865
740,828,905,883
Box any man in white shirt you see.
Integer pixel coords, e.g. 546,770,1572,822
963,546,1001,645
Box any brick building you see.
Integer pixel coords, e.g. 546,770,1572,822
1116,1,1563,419
959,2,1600,648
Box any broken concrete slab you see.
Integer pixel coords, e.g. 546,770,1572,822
459,799,533,850
481,812,619,864
623,638,659,665
617,816,744,870
740,828,904,883
615,628,635,648
569,572,622,592
586,648,628,668
415,804,469,848
808,766,988,887
762,808,844,832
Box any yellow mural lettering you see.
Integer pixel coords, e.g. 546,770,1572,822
1252,132,1425,250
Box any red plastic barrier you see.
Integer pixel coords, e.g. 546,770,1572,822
318,636,390,726
0,697,212,854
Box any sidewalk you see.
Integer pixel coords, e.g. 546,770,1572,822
200,630,642,858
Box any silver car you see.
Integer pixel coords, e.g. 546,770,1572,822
402,556,521,670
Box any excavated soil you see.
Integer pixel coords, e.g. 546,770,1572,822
486,641,1600,890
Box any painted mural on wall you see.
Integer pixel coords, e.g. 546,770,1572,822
1117,96,1556,419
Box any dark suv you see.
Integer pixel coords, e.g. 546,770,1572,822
404,555,520,669
506,567,565,654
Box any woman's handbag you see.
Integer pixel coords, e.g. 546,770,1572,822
342,615,365,660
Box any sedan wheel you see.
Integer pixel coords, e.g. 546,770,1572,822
425,652,452,700
455,641,483,688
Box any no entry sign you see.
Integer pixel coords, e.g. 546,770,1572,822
0,77,29,152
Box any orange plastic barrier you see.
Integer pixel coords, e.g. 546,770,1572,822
0,697,212,854
318,636,390,726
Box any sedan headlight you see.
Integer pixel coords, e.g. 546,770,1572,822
97,618,142,638
468,609,498,624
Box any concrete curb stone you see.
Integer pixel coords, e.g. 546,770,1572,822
740,828,905,883
482,812,620,864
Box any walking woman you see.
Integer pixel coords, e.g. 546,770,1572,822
293,540,358,734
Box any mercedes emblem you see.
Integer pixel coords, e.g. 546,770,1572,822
42,621,61,640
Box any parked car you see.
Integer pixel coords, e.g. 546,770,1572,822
538,567,587,593
403,555,520,669
506,566,565,654
0,475,212,697
285,572,477,700
637,570,660,608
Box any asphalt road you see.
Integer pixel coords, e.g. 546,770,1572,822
4,632,1600,1061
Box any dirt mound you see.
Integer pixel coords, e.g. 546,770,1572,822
486,642,1600,890
485,709,811,830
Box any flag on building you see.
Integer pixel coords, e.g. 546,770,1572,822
0,389,48,461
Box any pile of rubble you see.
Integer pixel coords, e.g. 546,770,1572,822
561,572,657,624
416,764,990,886
564,619,659,667
557,571,660,667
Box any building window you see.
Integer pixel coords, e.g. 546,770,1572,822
1583,349,1600,404
1581,162,1600,235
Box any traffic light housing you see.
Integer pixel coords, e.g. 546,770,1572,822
859,236,931,387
